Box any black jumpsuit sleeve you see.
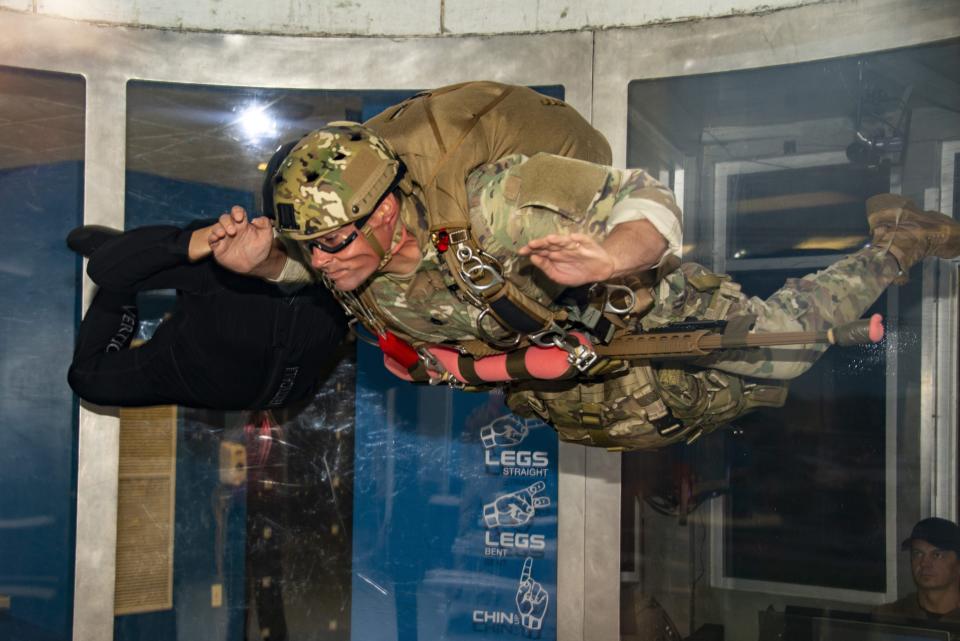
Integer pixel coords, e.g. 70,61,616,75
86,223,213,294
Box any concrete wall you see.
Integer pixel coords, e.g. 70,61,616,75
0,0,819,36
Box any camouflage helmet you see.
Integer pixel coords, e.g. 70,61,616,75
271,122,400,241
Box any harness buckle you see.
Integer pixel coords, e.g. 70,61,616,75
447,229,471,245
445,377,467,390
531,326,599,373
567,343,599,372
417,346,467,389
589,283,637,316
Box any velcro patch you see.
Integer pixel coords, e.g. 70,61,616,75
511,153,608,222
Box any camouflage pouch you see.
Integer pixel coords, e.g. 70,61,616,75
505,362,789,451
654,366,788,443
505,364,688,451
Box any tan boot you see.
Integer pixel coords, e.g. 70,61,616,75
866,194,960,279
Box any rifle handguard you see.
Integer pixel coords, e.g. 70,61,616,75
827,313,885,346
595,314,885,361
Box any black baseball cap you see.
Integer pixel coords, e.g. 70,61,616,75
901,518,960,553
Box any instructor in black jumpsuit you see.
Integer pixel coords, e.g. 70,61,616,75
67,219,346,409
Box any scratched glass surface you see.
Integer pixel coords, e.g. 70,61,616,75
116,83,417,641
620,39,960,641
0,65,85,641
115,82,565,641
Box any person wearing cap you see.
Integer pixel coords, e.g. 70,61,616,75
874,518,960,622
208,120,960,450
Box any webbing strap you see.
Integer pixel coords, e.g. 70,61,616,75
423,99,447,155
439,232,559,345
457,355,479,382
422,85,515,217
360,224,386,259
489,293,551,334
505,350,529,380
719,314,756,348
405,361,431,382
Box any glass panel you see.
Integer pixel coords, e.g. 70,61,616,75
116,82,566,641
725,164,888,260
723,272,887,593
117,82,403,641
353,348,559,640
0,65,85,641
622,39,960,640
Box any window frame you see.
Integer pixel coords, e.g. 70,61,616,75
0,13,601,641
707,150,900,604
594,4,959,624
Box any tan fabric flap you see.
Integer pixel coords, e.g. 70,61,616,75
509,153,608,222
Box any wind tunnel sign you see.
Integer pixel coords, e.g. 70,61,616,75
352,343,559,640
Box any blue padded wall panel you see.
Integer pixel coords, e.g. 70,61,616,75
351,343,559,641
0,160,84,641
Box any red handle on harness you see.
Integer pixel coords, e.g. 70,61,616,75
377,331,420,369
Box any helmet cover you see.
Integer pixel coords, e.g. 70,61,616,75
272,122,399,240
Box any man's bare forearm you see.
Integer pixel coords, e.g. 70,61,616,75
603,219,669,279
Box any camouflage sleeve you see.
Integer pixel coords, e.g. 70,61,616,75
605,167,683,264
266,235,315,289
267,256,313,289
611,167,682,224
468,154,681,259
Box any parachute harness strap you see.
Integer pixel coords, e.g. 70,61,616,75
432,226,566,352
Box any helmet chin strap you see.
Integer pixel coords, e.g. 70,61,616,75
360,224,387,260
360,215,408,273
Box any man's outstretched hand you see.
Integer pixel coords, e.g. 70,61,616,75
208,206,281,277
518,232,615,287
518,220,669,287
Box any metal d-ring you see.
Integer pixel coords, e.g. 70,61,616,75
460,263,504,293
347,318,380,348
602,284,637,315
476,309,522,349
456,245,504,293
529,324,569,348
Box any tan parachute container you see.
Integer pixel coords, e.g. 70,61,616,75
363,81,612,231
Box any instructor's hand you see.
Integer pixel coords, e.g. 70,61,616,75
209,206,277,276
518,232,614,287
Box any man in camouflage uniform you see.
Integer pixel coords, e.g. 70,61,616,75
210,124,960,451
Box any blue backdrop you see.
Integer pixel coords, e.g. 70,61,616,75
0,160,83,641
352,343,559,640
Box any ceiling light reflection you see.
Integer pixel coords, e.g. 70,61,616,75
238,104,277,141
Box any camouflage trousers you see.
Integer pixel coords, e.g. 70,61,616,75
506,248,901,450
